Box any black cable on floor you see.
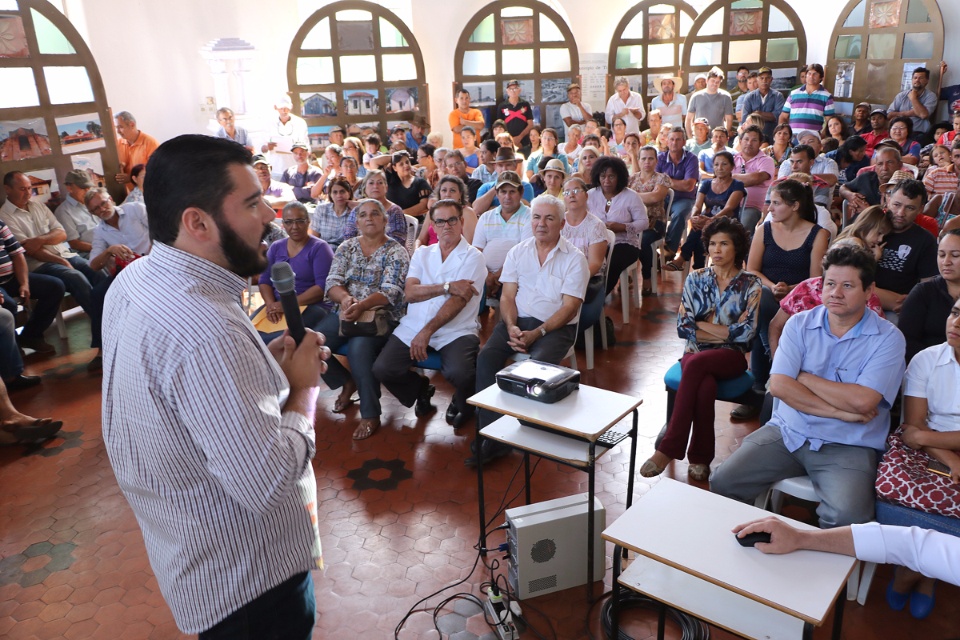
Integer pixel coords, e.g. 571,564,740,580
598,589,710,640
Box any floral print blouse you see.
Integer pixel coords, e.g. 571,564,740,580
325,237,410,322
627,172,673,226
678,266,761,353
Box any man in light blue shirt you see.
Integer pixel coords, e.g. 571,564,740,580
712,245,905,528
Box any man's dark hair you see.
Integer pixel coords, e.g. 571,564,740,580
2,171,24,187
741,125,764,142
807,63,825,77
913,67,930,80
457,88,470,98
582,134,601,148
737,66,750,74
590,156,629,193
702,217,750,268
821,243,876,289
445,149,465,163
480,139,500,154
130,164,146,181
418,143,436,159
143,134,252,244
791,144,816,162
430,198,463,220
492,119,507,130
888,178,928,207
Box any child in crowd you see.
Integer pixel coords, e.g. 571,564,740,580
363,134,382,171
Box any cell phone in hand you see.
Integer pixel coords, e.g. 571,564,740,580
927,458,952,478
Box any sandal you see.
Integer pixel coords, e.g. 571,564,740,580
352,418,380,440
333,385,357,413
663,261,684,272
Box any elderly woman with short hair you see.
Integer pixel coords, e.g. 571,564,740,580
314,198,410,440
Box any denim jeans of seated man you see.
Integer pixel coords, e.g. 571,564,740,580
0,272,64,342
33,255,105,315
664,197,695,253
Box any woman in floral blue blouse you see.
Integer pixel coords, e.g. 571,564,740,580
641,217,761,481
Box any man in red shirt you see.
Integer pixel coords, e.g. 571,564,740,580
862,109,890,159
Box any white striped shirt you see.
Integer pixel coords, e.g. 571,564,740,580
101,242,321,634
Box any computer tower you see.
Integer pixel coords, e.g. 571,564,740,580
505,493,605,599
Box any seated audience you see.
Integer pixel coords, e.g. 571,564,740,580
531,158,566,199
851,102,872,136
310,177,354,249
471,140,499,185
628,146,673,293
764,123,794,175
258,201,334,341
373,199,486,429
458,125,479,172
900,230,960,362
922,140,960,216
470,195,589,465
889,117,922,165
561,176,608,305
777,131,839,201
0,218,62,356
341,170,408,248
840,147,903,217
473,148,535,214
877,298,960,618
826,136,870,186
863,109,891,158
1,171,104,339
525,127,569,180
418,175,478,246
444,149,485,204
572,145,600,183
667,151,745,272
656,128,699,259
685,117,712,156
55,170,99,258
371,151,432,222
764,171,837,241
740,180,829,418
472,172,532,300
642,217,760,481
640,110,662,147
698,126,730,178
315,199,409,441
342,136,368,179
620,133,643,175
887,65,939,145
253,155,295,209
280,142,322,203
822,114,850,145
85,188,151,371
587,156,648,295
213,107,253,152
936,110,960,146
712,244,906,528
874,178,937,315
733,125,776,231
562,125,582,164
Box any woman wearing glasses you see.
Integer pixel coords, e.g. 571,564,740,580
257,201,335,341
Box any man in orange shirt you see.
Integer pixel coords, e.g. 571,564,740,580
449,88,485,149
115,111,158,192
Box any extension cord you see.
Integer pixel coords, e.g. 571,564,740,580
483,593,518,640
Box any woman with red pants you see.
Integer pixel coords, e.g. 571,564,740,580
641,216,760,481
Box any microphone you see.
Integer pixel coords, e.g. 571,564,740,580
270,262,306,344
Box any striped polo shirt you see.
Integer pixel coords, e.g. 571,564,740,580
0,222,25,283
922,165,959,197
782,86,835,135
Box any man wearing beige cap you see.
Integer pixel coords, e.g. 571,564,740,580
559,83,592,141
650,75,686,129
55,170,100,258
741,67,785,143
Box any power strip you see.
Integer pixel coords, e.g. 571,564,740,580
483,594,518,640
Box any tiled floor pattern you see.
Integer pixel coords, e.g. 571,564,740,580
1,276,957,639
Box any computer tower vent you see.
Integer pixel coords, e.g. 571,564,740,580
528,575,557,594
530,538,556,563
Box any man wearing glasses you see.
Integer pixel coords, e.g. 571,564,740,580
373,199,487,428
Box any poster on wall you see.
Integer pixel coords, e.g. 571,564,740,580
578,52,607,108
343,90,379,116
540,78,570,104
834,63,856,99
300,92,337,118
385,87,418,113
23,169,61,209
54,113,105,153
0,16,30,58
462,82,496,107
0,117,52,162
70,153,105,187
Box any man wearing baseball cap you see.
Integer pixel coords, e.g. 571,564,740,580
54,170,100,258
280,142,322,203
686,117,712,155
851,102,872,136
472,171,533,304
473,147,535,213
741,67,785,143
862,109,891,158
650,75,686,129
497,80,534,154
559,83,593,141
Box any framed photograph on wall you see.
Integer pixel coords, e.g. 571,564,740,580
300,92,337,117
54,112,105,153
0,117,52,161
385,87,418,113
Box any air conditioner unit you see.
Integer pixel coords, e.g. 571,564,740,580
505,493,605,599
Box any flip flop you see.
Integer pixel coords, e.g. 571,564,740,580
352,419,380,440
333,390,358,413
2,418,63,442
663,261,684,272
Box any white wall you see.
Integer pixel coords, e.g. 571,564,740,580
58,0,958,147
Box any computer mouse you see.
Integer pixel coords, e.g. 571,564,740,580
735,531,772,547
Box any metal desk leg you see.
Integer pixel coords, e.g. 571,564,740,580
524,452,532,505
476,422,487,556
626,409,638,509
832,588,846,640
802,622,813,640
587,441,597,598
657,601,666,640
611,547,622,639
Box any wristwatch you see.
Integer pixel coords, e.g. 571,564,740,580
538,325,547,338
443,282,450,294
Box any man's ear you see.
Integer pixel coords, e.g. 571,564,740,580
179,207,216,243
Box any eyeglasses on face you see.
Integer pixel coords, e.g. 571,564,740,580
432,216,461,228
562,188,583,197
282,218,308,226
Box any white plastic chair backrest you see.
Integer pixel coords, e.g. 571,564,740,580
403,214,418,255
664,188,675,218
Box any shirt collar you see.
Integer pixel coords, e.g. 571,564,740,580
149,242,248,299
933,341,959,368
810,304,878,339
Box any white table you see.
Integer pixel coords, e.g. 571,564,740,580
602,479,856,639
468,383,642,595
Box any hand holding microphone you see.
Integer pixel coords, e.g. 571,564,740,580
271,262,306,344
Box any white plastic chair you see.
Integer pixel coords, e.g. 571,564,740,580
403,214,419,256
582,230,616,369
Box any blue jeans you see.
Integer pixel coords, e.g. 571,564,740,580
34,256,104,316
199,571,315,640
664,197,695,252
0,273,64,341
316,311,389,420
0,307,22,380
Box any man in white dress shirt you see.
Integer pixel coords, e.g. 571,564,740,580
102,135,328,639
559,82,593,142
605,77,646,135
469,194,589,465
373,199,487,428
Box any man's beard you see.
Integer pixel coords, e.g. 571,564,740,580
217,218,270,277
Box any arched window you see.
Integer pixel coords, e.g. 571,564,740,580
681,0,806,98
287,0,428,149
454,1,579,140
607,1,698,104
826,0,943,109
0,0,119,203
